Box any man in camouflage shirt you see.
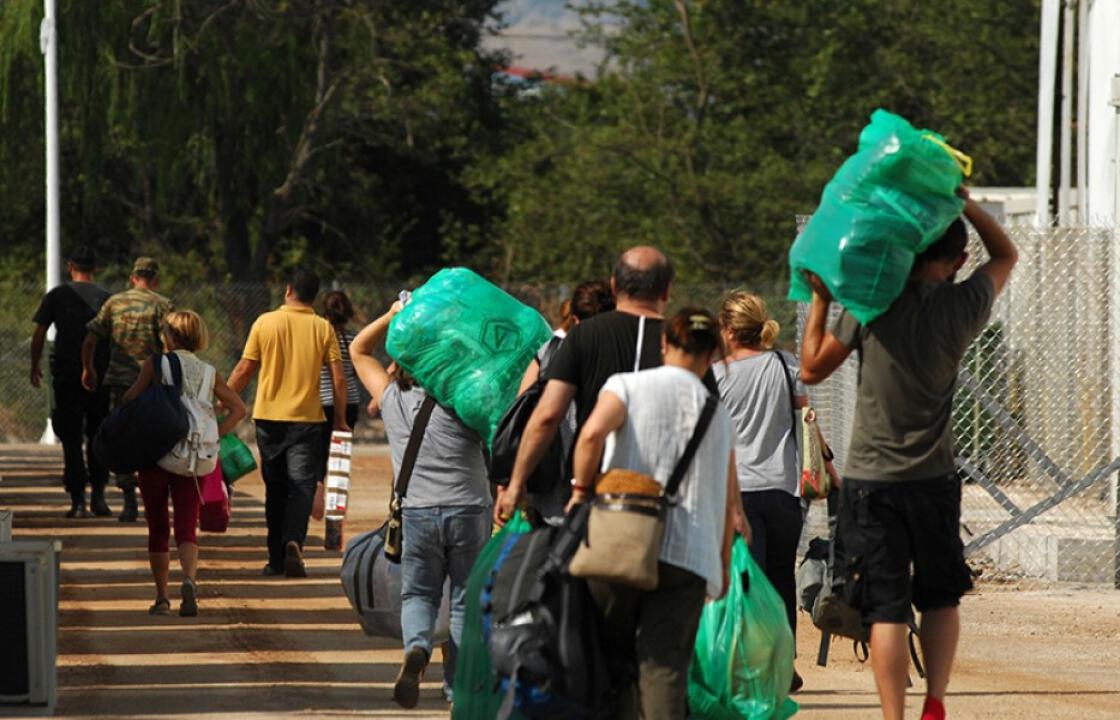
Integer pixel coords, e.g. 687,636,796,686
82,257,173,522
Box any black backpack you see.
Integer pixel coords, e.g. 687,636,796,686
93,353,190,474
482,503,615,719
489,336,565,494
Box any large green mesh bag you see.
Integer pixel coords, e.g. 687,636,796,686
788,109,971,325
688,537,799,720
386,268,553,445
451,512,532,720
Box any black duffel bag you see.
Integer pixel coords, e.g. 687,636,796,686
93,353,190,474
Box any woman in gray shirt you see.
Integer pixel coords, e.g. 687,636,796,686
714,291,807,691
351,300,491,709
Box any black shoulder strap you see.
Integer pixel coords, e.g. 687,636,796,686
773,349,798,431
64,282,105,316
394,395,437,501
536,334,563,377
665,393,718,498
160,352,184,392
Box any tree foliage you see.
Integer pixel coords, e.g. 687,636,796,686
0,0,1040,287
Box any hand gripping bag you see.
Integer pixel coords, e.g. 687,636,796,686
386,268,553,445
688,537,798,720
788,109,972,325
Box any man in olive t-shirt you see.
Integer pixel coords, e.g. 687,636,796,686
800,193,1017,720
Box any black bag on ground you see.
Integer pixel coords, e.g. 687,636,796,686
482,503,614,719
93,353,190,474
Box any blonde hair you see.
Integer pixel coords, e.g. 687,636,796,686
719,290,780,349
162,310,209,352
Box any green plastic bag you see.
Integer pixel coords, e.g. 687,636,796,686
688,538,798,720
219,434,257,483
386,268,553,445
788,109,971,325
451,512,532,720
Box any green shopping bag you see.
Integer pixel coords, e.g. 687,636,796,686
688,537,798,720
386,268,553,445
789,109,971,325
219,434,257,483
451,512,532,720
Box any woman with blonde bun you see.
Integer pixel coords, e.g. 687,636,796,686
715,291,807,692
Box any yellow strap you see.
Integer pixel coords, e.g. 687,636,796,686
922,134,973,177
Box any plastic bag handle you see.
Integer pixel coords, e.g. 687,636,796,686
922,134,973,178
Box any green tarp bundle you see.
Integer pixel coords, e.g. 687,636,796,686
387,267,553,445
788,109,971,324
688,538,799,720
451,513,531,720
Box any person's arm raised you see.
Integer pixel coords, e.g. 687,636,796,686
963,195,1018,296
349,302,400,414
799,272,852,385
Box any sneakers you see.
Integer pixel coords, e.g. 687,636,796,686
180,579,199,617
261,564,285,577
284,541,307,578
921,696,947,720
148,598,171,615
392,646,429,709
66,503,90,519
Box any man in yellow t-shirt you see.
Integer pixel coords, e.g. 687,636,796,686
229,270,348,577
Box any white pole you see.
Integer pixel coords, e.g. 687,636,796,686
39,0,59,445
1075,0,1089,222
1036,0,1061,226
1058,0,1075,225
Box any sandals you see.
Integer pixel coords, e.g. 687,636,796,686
148,598,171,616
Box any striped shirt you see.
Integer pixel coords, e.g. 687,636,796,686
320,327,360,407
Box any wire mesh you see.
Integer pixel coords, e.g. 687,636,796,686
796,220,1120,588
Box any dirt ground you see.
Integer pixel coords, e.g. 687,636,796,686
3,444,1120,719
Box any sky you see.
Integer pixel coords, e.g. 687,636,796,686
485,0,604,76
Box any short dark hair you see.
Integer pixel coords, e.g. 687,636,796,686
289,270,321,303
570,280,614,321
664,307,720,356
322,290,354,327
612,254,674,301
68,245,97,271
915,219,968,266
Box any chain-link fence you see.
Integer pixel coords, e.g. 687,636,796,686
0,276,795,443
798,223,1120,588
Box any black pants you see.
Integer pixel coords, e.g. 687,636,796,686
51,379,109,503
318,404,359,482
742,489,804,635
256,420,322,571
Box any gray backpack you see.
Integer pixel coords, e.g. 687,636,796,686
339,524,450,641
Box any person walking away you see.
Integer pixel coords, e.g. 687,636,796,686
82,256,173,522
227,270,348,578
351,301,491,708
799,190,1017,720
30,246,112,518
496,246,714,526
569,308,742,720
315,291,362,509
715,290,808,692
120,311,246,616
512,278,614,524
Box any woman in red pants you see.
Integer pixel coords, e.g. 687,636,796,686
121,310,246,617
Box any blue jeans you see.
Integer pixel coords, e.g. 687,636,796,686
400,504,491,690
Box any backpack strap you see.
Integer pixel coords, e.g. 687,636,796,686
393,395,437,501
632,317,646,373
536,335,563,378
198,362,216,401
664,393,718,499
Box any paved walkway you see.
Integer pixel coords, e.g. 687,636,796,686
0,445,448,719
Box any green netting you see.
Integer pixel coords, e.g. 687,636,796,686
688,537,799,720
788,109,969,324
386,268,553,445
451,512,532,720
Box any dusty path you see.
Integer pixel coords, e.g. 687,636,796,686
3,444,1120,719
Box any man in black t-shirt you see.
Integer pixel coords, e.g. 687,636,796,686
30,246,112,518
494,246,675,525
